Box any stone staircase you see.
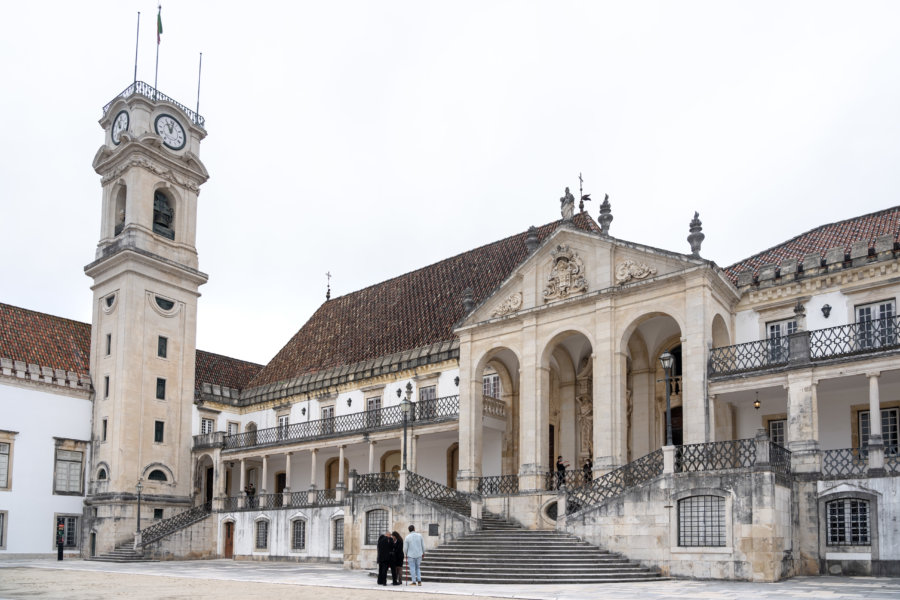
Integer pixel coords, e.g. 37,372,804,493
88,539,157,563
418,527,665,584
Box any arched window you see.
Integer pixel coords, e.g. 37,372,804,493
826,498,870,546
114,186,127,236
148,469,168,482
97,468,107,480
678,495,725,547
291,518,307,550
366,509,388,545
152,190,175,240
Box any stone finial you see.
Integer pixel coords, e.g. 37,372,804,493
525,226,539,253
598,194,613,235
687,212,704,257
462,288,475,313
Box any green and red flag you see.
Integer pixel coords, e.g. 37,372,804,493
157,5,163,44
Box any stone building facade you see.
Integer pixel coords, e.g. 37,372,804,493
1,82,899,579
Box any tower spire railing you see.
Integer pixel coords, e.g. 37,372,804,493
102,81,206,129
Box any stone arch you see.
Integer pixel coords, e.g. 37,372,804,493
712,313,731,348
446,442,459,489
325,457,350,488
142,462,175,484
380,450,400,474
94,461,110,481
113,183,127,236
152,185,178,240
194,453,215,505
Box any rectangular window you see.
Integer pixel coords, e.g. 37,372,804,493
0,442,9,489
200,418,214,436
156,378,166,400
0,511,6,550
56,515,79,548
768,419,786,447
54,450,83,494
366,397,381,427
856,300,896,349
366,509,388,545
483,373,501,399
291,519,306,550
227,421,239,436
678,495,726,547
321,405,335,434
158,336,168,358
333,518,344,551
101,419,108,442
827,498,870,545
105,333,111,356
104,376,109,398
154,421,165,443
255,520,268,550
419,385,437,419
766,319,796,363
277,414,289,439
860,408,899,455
154,508,164,520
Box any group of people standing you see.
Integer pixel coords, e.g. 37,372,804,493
555,455,593,489
376,525,425,586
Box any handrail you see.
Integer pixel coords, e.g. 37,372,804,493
139,501,211,546
103,81,206,129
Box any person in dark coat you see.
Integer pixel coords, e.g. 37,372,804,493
390,531,404,585
376,530,393,586
556,455,568,489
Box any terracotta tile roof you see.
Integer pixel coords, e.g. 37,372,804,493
0,302,261,392
248,213,602,388
725,206,900,282
194,350,263,393
0,302,91,375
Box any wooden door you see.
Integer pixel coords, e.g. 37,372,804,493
224,522,234,559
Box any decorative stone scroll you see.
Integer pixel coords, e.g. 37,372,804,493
543,244,587,302
614,260,657,285
491,292,523,318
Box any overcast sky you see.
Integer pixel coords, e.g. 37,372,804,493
2,1,899,365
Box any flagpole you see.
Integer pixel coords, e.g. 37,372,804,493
133,12,141,84
154,4,162,97
196,52,203,115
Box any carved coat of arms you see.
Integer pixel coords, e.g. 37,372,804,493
614,260,657,285
491,292,523,318
543,244,587,302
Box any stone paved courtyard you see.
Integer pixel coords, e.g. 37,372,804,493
1,559,899,600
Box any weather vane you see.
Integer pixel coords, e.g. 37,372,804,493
578,173,592,213
326,271,332,301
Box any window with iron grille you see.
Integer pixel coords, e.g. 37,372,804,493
483,373,501,399
678,495,726,547
766,319,796,362
856,300,896,349
255,520,269,550
366,509,388,545
860,408,899,456
768,419,786,447
333,518,344,551
56,515,79,548
826,498,870,545
200,418,214,436
54,450,83,494
291,519,306,550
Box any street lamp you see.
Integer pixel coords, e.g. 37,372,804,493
659,352,675,447
400,382,413,470
135,479,144,534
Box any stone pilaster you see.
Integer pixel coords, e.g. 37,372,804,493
787,372,821,473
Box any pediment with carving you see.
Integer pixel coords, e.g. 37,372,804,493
491,292,523,318
543,244,588,302
614,260,658,285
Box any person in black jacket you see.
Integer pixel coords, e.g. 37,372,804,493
376,531,393,586
390,531,404,585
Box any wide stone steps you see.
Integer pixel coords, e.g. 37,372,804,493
88,541,158,563
419,528,664,584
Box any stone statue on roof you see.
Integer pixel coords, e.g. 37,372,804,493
560,187,575,220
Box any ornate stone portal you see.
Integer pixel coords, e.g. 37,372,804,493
543,244,588,302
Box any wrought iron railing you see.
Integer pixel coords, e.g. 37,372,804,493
886,452,900,475
315,488,339,505
406,472,473,515
676,439,757,472
769,442,792,476
139,501,211,546
103,81,206,129
810,317,900,360
567,449,664,512
477,474,519,495
482,396,506,418
709,338,790,375
822,448,867,478
540,469,594,491
222,395,459,450
222,495,240,512
220,489,341,511
355,472,400,494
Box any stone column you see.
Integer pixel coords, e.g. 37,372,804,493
867,372,885,474
410,435,419,472
457,332,482,493
787,372,821,473
283,452,293,506
261,454,268,495
593,301,616,475
336,445,346,500
214,452,227,511
308,449,319,504
681,281,712,445
518,316,547,490
368,440,376,473
238,458,246,508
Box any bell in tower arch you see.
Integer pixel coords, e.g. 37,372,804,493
153,190,175,240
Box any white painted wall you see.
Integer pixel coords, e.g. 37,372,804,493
0,381,92,554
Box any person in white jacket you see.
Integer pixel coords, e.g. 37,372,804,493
403,524,425,585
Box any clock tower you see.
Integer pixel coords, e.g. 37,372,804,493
84,83,209,554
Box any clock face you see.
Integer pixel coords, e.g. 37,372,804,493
111,110,129,145
154,114,186,150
